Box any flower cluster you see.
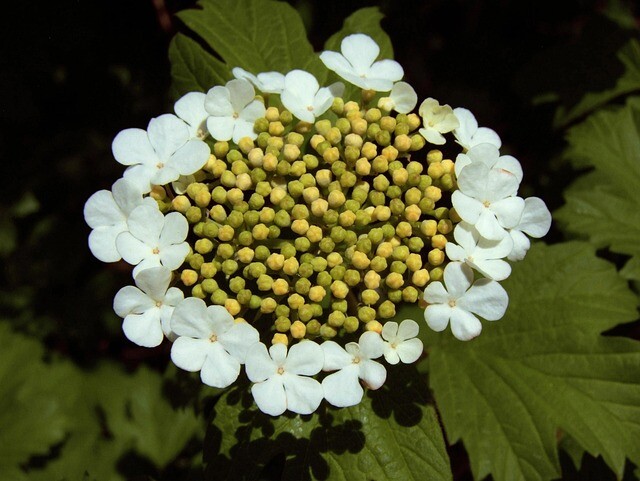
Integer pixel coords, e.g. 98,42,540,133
84,33,550,414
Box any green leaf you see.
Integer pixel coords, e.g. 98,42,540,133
206,369,452,481
427,242,640,481
176,0,326,83
323,7,394,60
169,33,232,98
554,39,640,128
0,322,70,475
555,98,640,267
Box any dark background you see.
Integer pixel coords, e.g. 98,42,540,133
0,0,637,479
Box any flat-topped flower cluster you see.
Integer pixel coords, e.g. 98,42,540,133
84,34,550,415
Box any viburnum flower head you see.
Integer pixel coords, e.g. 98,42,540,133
83,178,156,262
232,67,285,94
424,262,509,341
115,203,190,277
507,197,552,261
170,297,259,388
174,91,208,139
381,319,423,365
320,33,403,91
245,341,324,416
113,266,184,347
418,98,460,145
204,78,266,143
378,81,418,114
321,331,387,408
452,162,525,240
281,70,344,123
112,114,211,194
453,107,502,151
454,143,522,189
445,221,514,281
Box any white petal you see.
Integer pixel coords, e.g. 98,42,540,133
383,344,400,365
470,258,512,281
454,153,473,177
419,127,446,145
424,304,452,332
451,191,483,224
151,165,181,187
127,204,163,244
321,341,352,371
245,342,278,382
123,163,156,194
232,119,259,144
200,343,241,388
452,107,478,148
358,359,386,390
171,337,209,371
466,142,499,168
358,331,384,359
256,71,285,94
122,310,164,347
475,209,507,241
381,321,398,342
459,279,509,321
443,261,473,299
226,79,256,112
456,162,490,199
423,281,449,304
116,231,150,265
204,85,233,117
208,304,234,335
397,319,420,340
174,92,208,137
471,127,502,149
313,86,337,118
168,139,210,176
495,155,523,184
206,116,235,141
507,230,531,261
84,190,123,229
159,212,188,247
252,376,286,416
396,338,423,363
112,128,157,167
341,33,379,73
282,373,324,414
269,343,287,366
367,60,404,88
88,226,125,262
475,231,514,259
238,100,266,123
218,322,259,363
159,243,189,271
232,67,258,84
111,178,145,216
319,51,353,75
322,364,362,407
132,256,161,278
133,266,171,300
389,81,417,113
449,308,482,341
170,297,214,338
485,168,521,202
147,114,189,161
284,341,323,376
113,285,154,317
518,197,552,238
452,221,478,252
491,196,525,229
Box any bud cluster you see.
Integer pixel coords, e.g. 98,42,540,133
158,99,459,345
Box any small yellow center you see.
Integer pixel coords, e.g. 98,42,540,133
155,301,162,308
483,200,491,208
277,366,285,375
152,247,160,254
156,162,164,169
232,112,239,119
307,105,314,111
448,299,457,308
352,356,361,364
209,334,218,343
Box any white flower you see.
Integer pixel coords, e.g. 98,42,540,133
378,81,418,114
113,266,184,347
115,203,189,277
454,143,522,190
245,341,324,416
452,162,525,240
204,79,265,143
319,33,403,91
507,197,552,261
170,298,259,388
418,98,460,145
174,92,208,139
232,67,285,94
112,114,211,194
321,331,386,407
381,319,423,365
445,222,514,281
83,178,156,262
280,70,344,123
453,107,502,151
423,262,509,341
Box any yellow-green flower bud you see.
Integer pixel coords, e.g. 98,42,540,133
200,279,218,295
349,250,369,270
337,210,355,227
275,317,292,333
188,253,205,270
344,269,361,286
185,206,202,224
260,152,277,172
402,286,419,303
181,269,198,286
390,260,408,275
193,238,213,255
210,289,228,305
376,242,393,258
395,221,413,239
248,193,265,210
201,262,217,278
271,333,288,345
261,297,277,313
236,246,254,263
275,304,291,318
371,155,389,174
251,223,268,241
288,293,305,310
295,277,311,295
330,300,346,314
405,253,423,272
253,245,269,261
221,259,238,276
316,271,332,287
362,289,380,305
282,257,299,276
191,284,206,299
298,262,313,278
358,306,376,323
438,219,453,235
330,265,346,281
323,146,340,164
229,277,245,294
171,195,191,214
330,280,349,299
220,170,236,188
304,285,325,303
393,134,412,152
385,272,404,289
429,266,444,282
279,109,293,125
439,174,455,191
372,205,390,222
427,161,445,179
319,237,335,253
404,204,422,223
272,278,289,295
325,252,342,268
264,253,283,271
214,225,232,242
237,289,252,305
431,234,447,249
319,324,337,338
268,120,285,136
325,126,342,145
370,256,387,273
421,219,438,237
257,274,274,291
351,117,368,136
426,149,442,164
428,248,445,266
291,219,310,236
290,320,306,339
411,268,429,286
247,262,267,279
425,186,442,203
328,310,345,328
410,134,426,151
361,141,377,159
377,300,396,319
290,160,306,177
